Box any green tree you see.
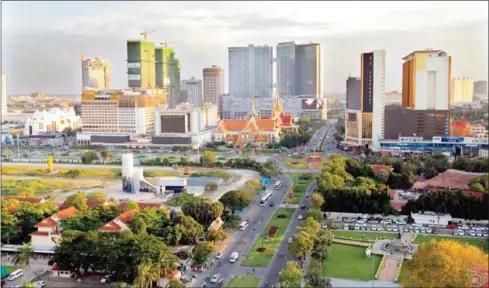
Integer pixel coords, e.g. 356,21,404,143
273,281,296,288
174,213,205,244
13,242,36,273
126,200,140,211
193,242,214,264
207,229,227,242
64,191,88,210
289,230,315,258
166,193,195,207
305,209,323,222
312,230,334,269
100,149,111,161
310,193,325,209
133,262,159,288
165,279,185,288
21,283,36,288
279,261,302,286
305,268,332,288
202,150,216,166
205,182,218,192
219,190,252,214
81,151,99,164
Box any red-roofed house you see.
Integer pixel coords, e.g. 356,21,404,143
99,209,139,232
60,199,113,210
31,207,79,249
371,165,392,174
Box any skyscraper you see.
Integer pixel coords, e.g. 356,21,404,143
474,80,488,97
1,72,6,115
228,45,273,99
344,51,385,151
156,47,180,106
82,57,111,90
402,49,451,110
276,42,295,98
451,77,474,103
203,65,225,115
181,77,203,107
127,40,156,89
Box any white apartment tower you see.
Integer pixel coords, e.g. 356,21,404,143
203,65,225,115
1,72,6,115
402,49,451,110
451,77,474,103
82,57,112,90
181,77,203,107
228,45,273,99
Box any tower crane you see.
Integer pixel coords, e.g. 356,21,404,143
76,51,85,91
140,29,164,40
160,40,185,48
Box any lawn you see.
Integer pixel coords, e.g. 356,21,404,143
283,158,309,169
333,230,396,242
310,243,382,281
397,259,409,284
190,171,231,181
414,235,487,251
242,208,296,267
1,179,79,196
225,276,261,288
285,172,316,204
1,166,120,179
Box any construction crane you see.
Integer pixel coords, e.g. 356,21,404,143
140,29,164,40
75,51,85,90
160,40,184,48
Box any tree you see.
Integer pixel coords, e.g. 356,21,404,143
222,214,242,229
279,261,302,286
182,198,224,227
126,200,140,211
64,191,88,210
81,151,99,164
219,190,252,214
166,193,195,207
207,229,227,242
305,209,323,222
201,150,216,166
305,268,332,288
312,230,334,269
273,281,296,288
193,242,214,264
19,188,35,197
403,239,489,288
205,182,218,192
100,149,111,161
165,279,185,288
173,213,205,244
310,193,325,209
289,230,315,259
13,242,36,273
87,191,107,201
21,283,37,288
133,262,159,288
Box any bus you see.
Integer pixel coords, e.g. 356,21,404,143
274,181,283,190
260,192,273,206
238,220,249,231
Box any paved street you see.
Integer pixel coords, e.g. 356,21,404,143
1,257,50,288
192,173,293,287
262,180,318,287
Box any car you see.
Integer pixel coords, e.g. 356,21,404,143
458,231,465,236
100,275,112,284
382,219,392,224
33,281,46,288
298,215,303,220
322,224,328,229
386,226,392,232
476,232,483,237
469,231,476,236
301,204,306,209
180,276,191,283
215,252,223,259
483,233,488,237
269,202,275,207
288,237,293,244
210,274,221,284
392,226,398,232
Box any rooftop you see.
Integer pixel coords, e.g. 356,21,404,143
419,169,485,191
402,49,447,60
99,209,139,232
35,207,79,227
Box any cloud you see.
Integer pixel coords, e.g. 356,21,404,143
219,13,332,31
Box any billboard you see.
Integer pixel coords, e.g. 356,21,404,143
362,53,374,113
301,98,325,110
160,115,186,133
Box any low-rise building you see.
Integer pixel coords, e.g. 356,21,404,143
31,207,79,251
451,120,472,137
23,108,80,136
410,211,452,226
99,209,139,232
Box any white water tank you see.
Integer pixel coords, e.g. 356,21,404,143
122,153,134,178
133,168,143,194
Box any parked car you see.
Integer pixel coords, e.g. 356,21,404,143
210,274,221,284
298,215,303,220
100,275,112,284
288,238,293,244
215,252,223,259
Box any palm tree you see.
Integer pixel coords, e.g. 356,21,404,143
133,263,159,288
13,242,36,271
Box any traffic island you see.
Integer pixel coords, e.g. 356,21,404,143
225,276,261,288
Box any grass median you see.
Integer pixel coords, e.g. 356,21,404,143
310,243,382,281
225,276,261,288
414,234,487,251
285,172,316,204
241,207,296,267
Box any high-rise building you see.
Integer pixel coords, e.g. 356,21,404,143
171,59,181,105
473,80,488,97
451,77,474,103
228,45,273,99
276,42,323,98
82,57,111,90
345,76,361,110
181,77,203,107
203,65,225,116
155,47,180,107
402,49,451,110
344,51,386,151
1,72,6,115
127,40,156,89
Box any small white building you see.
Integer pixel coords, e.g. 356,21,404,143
24,108,80,136
411,211,452,226
31,207,79,250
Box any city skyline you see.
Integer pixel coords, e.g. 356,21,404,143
2,1,488,95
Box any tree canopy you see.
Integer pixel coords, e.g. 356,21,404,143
219,190,252,214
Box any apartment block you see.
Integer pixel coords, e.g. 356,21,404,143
203,65,225,115
82,57,111,90
181,77,203,107
451,77,474,103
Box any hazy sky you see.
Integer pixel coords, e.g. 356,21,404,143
2,1,488,95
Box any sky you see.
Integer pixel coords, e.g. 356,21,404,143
2,1,488,95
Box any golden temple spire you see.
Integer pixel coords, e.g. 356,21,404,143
250,92,258,119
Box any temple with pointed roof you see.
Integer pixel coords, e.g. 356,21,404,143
215,90,297,148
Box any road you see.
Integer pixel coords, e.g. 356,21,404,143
262,180,318,287
192,172,294,288
1,257,50,288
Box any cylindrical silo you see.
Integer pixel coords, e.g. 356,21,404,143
122,153,134,178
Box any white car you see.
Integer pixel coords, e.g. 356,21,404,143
100,275,112,284
288,237,293,244
298,215,303,220
210,274,221,284
215,252,223,259
476,232,483,237
33,281,46,288
386,226,392,232
469,231,476,236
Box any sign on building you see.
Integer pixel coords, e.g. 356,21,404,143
128,74,141,81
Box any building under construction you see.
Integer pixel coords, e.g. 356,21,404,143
127,40,156,89
155,47,181,107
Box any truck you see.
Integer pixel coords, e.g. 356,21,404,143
229,252,239,263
